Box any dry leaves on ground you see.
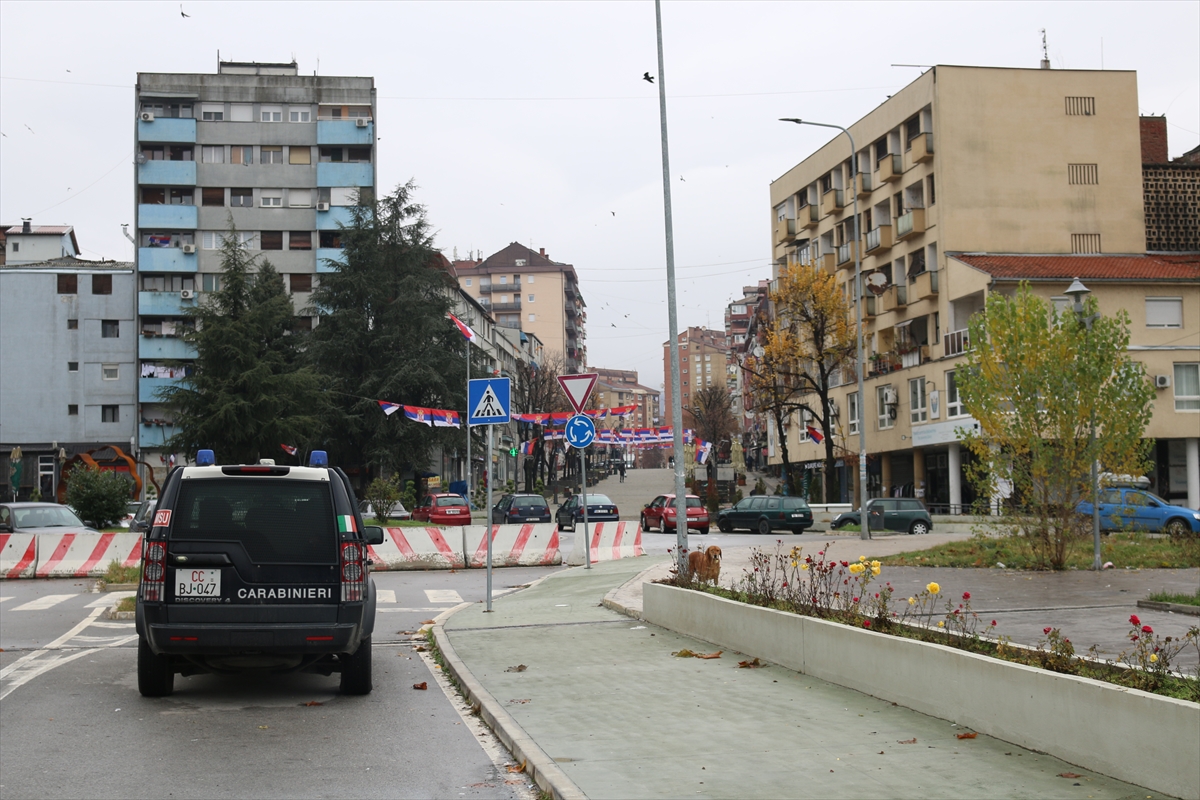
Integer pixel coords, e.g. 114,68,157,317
414,645,427,652
505,664,528,672
897,738,917,745
956,732,978,740
1058,773,1083,779
412,682,428,690
506,761,527,774
302,701,323,707
421,619,436,625
737,658,763,668
508,699,531,704
672,649,722,659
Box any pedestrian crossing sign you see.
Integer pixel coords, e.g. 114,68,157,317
468,378,511,426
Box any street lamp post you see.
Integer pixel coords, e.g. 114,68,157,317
1065,277,1102,570
780,118,869,541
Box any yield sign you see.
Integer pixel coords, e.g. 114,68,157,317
557,373,598,414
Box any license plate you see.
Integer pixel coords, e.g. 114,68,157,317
445,509,462,514
176,568,221,598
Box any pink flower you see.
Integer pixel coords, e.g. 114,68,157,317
1043,627,1052,635
818,551,824,556
1142,625,1153,634
1129,614,1141,627
863,620,872,628
853,597,860,603
874,593,879,599
962,591,971,600
991,620,998,627
782,581,788,588
840,561,849,568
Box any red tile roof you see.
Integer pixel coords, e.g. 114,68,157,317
951,253,1200,282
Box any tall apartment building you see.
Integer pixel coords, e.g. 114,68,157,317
134,61,375,472
661,327,729,418
454,243,587,372
725,282,769,442
592,367,660,427
767,65,1199,510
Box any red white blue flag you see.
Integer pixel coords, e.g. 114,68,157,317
806,425,824,444
280,444,298,456
447,313,478,343
378,401,402,416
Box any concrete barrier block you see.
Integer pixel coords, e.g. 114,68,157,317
34,533,143,578
463,524,561,568
1,533,38,579
368,527,466,570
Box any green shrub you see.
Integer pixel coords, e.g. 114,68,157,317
400,480,417,511
730,488,744,506
65,465,133,527
362,476,400,524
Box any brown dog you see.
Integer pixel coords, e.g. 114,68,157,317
686,545,722,585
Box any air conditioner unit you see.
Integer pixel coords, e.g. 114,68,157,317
1154,374,1172,389
180,289,195,300
140,112,155,122
355,118,369,128
181,244,197,254
883,388,898,405
316,202,331,212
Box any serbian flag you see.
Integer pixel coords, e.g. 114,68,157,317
432,409,461,428
280,444,298,456
404,406,431,426
806,425,825,444
448,313,478,343
696,440,713,464
378,401,402,416
519,440,536,455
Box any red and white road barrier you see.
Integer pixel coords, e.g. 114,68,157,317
567,521,644,566
1,534,38,579
33,533,143,578
367,527,466,571
463,524,561,568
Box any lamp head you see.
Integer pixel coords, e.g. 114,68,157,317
1064,277,1090,302
779,118,803,125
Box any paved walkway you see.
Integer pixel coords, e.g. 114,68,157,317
437,556,1192,799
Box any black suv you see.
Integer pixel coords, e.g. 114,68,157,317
491,493,552,525
135,450,385,697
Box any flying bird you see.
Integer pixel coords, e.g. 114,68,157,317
679,175,685,182
611,211,615,216
24,124,35,134
180,4,191,17
611,323,617,327
643,72,654,84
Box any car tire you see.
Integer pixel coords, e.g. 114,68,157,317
698,527,710,535
1163,518,1190,538
757,518,771,536
137,636,174,697
909,520,930,536
340,636,373,695
718,520,731,533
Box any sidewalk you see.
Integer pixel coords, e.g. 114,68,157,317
435,556,1192,799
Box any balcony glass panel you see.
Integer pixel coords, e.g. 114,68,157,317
139,336,197,360
138,160,196,185
138,247,198,273
316,163,373,187
138,118,196,143
316,205,355,229
139,290,197,316
138,423,179,449
316,248,347,272
138,204,198,229
316,120,374,146
139,376,184,403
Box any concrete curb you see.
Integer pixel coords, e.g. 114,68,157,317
431,579,587,800
1137,599,1200,616
600,561,667,620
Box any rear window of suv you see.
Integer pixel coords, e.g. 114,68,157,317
172,478,336,564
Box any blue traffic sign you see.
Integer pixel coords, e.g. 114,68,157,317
564,414,596,449
468,378,511,426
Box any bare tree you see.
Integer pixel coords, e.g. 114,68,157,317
512,350,570,492
685,385,738,486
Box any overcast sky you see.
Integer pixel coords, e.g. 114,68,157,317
2,1,1197,392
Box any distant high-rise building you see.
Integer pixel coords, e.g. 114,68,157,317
661,327,729,417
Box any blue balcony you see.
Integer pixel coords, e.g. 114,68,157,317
316,249,346,272
138,423,179,449
317,163,373,188
317,120,373,146
139,290,197,317
138,247,197,273
139,376,185,403
138,160,196,186
138,118,196,143
316,206,355,229
139,336,196,360
138,204,198,229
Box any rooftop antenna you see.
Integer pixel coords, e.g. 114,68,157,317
1040,29,1051,69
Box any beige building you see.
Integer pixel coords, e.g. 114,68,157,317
454,243,587,373
592,367,660,428
662,327,729,418
766,64,1200,511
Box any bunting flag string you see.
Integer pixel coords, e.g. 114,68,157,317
377,400,462,429
510,404,637,424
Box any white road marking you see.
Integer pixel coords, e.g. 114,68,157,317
376,607,446,613
425,589,464,604
376,589,396,604
0,607,136,700
0,608,104,682
0,595,13,603
86,592,135,608
0,649,100,701
89,621,135,629
70,634,138,646
11,594,75,611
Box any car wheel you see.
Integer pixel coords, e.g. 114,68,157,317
698,527,710,535
909,520,930,536
137,636,174,697
757,518,771,536
1163,518,1190,538
640,514,648,532
340,636,373,695
718,520,731,533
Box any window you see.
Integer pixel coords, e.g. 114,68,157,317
201,146,225,164
1071,233,1102,254
528,294,535,302
260,105,283,122
141,187,166,204
464,278,472,286
946,371,964,417
848,392,860,435
289,146,311,165
347,147,371,163
201,274,221,292
230,188,253,207
289,273,313,293
927,174,936,205
289,107,311,123
1175,364,1199,411
102,364,119,381
347,106,371,118
528,276,534,284
288,231,312,250
230,145,253,166
101,320,119,338
202,188,225,207
68,405,78,415
878,385,895,430
1065,96,1096,116
319,231,342,248
201,231,220,250
288,189,312,207
260,231,283,250
1068,164,1099,185
319,146,344,163
261,146,283,165
68,361,78,372
528,314,536,322
1146,298,1183,328
201,103,224,121
293,316,314,331
101,405,120,423
909,378,927,423
169,188,193,205
329,187,357,206
260,189,283,207
91,274,112,295
140,275,193,292
230,103,253,122
141,102,192,118
499,276,508,284
57,274,78,294
904,116,921,149
67,319,78,330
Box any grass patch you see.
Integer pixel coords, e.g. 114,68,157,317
1148,589,1200,606
116,596,136,613
833,524,861,532
103,560,141,584
880,531,1200,570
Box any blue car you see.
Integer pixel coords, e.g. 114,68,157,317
1077,488,1200,536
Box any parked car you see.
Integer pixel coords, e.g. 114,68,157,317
359,500,411,521
555,493,619,531
831,498,933,535
128,499,159,532
0,502,100,535
640,494,709,534
717,496,813,534
1077,488,1200,536
492,494,552,525
410,494,470,525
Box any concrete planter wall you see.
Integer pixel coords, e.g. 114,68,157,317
643,583,1199,800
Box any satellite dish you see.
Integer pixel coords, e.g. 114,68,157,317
866,271,890,296
135,153,147,165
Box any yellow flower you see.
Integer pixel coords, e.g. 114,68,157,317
926,582,941,594
907,597,916,605
800,563,809,571
859,555,867,562
791,561,798,568
937,621,945,628
870,560,880,569
848,563,864,575
1150,654,1158,663
871,566,881,576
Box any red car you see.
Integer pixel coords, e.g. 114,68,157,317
411,494,471,525
640,494,710,535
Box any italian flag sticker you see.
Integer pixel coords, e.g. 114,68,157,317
338,515,356,533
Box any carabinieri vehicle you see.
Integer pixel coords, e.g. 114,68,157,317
135,449,385,697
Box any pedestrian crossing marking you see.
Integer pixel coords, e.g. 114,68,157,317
470,386,505,420
87,592,135,608
425,589,464,604
0,596,13,603
376,589,396,604
12,594,74,611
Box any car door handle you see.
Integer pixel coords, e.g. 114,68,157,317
170,553,232,566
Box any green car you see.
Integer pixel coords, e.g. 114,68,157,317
717,496,813,534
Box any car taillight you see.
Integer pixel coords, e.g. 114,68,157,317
142,541,166,602
509,508,521,516
341,541,364,602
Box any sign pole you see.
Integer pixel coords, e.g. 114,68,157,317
465,336,472,512
579,447,591,570
486,424,494,611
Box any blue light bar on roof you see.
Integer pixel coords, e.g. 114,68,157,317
309,450,328,467
196,449,215,466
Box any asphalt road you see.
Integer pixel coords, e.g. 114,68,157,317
0,568,558,800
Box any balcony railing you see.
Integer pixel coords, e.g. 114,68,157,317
910,132,934,164
864,225,893,253
800,203,820,229
491,301,521,312
820,189,844,217
879,153,903,183
944,328,971,357
836,242,856,266
855,172,873,198
896,208,926,240
774,217,796,245
478,283,493,293
910,269,938,300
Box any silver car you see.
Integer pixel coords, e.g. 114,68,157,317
0,502,101,535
